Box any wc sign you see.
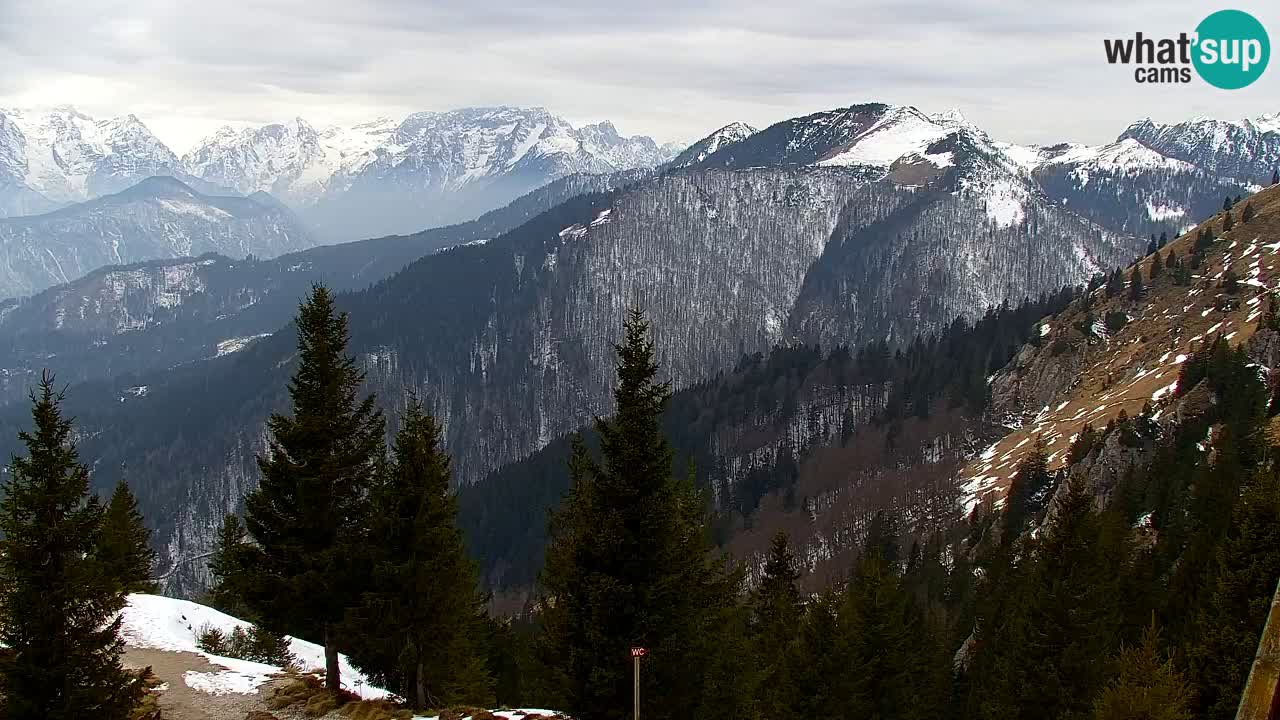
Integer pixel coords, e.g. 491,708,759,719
1103,9,1270,89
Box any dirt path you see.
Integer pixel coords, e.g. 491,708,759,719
123,647,292,720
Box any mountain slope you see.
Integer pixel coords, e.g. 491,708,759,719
961,180,1280,511
0,132,1143,596
1027,138,1253,239
0,176,313,299
0,169,645,400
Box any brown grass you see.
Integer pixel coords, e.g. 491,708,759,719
959,183,1280,507
340,699,415,720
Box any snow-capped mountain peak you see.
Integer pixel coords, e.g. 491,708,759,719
181,106,677,216
817,104,958,168
0,106,180,206
1118,113,1280,184
666,121,759,169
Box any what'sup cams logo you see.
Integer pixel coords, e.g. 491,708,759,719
1104,9,1269,88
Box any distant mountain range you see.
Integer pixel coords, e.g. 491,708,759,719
0,105,682,242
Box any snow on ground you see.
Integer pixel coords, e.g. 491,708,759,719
415,711,564,720
215,333,272,357
817,106,954,169
979,179,1026,227
120,594,392,699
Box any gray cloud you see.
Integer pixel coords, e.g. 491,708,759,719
0,0,1276,152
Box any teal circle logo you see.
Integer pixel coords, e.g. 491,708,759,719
1193,10,1270,89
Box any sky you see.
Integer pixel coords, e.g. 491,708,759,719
0,0,1276,153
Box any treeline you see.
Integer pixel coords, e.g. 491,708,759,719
7,279,1278,719
481,312,1280,720
460,286,1078,592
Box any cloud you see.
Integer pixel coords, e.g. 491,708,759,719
0,0,1276,152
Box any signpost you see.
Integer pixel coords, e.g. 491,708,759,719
630,647,647,720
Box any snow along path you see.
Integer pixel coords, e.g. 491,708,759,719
119,594,393,700
122,647,299,720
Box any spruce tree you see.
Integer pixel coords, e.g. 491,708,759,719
240,285,385,692
1003,438,1051,543
539,308,741,720
1224,196,1234,211
1150,252,1164,280
1242,202,1256,223
207,513,254,618
0,375,143,720
1223,210,1234,232
96,479,157,594
974,478,1123,720
345,400,492,710
1128,265,1144,301
1145,237,1157,256
1187,466,1280,720
1104,268,1121,298
790,592,852,720
748,532,802,720
842,548,948,720
1092,622,1191,720
1273,168,1279,186
1158,231,1168,249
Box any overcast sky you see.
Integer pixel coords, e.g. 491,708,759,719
0,0,1276,153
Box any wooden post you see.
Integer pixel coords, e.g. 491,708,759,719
1236,577,1280,720
630,646,647,720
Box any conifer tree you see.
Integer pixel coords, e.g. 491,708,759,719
842,548,948,720
1224,196,1234,211
1150,252,1164,280
974,478,1123,720
748,532,802,720
207,513,253,617
539,308,741,720
0,375,143,720
345,400,492,710
240,285,385,692
1242,202,1256,223
1105,268,1125,298
1187,466,1280,720
1092,622,1191,720
1273,168,1279,186
1128,265,1144,300
1158,231,1168,249
1223,210,1234,232
1145,237,1158,256
1003,438,1051,543
96,479,157,594
789,592,852,720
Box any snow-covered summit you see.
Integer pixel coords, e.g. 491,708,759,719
1119,113,1280,184
667,121,759,168
0,106,180,206
1038,138,1196,175
817,105,966,169
182,106,676,209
